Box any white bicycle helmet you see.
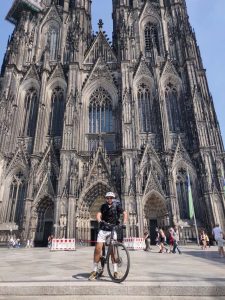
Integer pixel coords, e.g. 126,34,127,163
105,192,115,198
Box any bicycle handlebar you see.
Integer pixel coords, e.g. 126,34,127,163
100,221,126,230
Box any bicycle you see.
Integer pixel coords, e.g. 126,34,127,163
96,223,130,283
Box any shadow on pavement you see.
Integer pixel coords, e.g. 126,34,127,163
183,249,225,265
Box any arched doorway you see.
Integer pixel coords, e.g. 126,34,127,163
143,192,168,245
89,194,105,245
35,196,54,246
77,183,109,245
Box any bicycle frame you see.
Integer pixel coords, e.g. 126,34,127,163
97,224,130,283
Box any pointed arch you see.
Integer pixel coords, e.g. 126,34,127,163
139,4,164,57
48,86,65,136
83,80,118,152
143,190,168,229
175,167,189,219
165,83,183,132
137,83,156,133
144,22,160,56
89,87,113,134
172,162,199,222
34,195,54,245
4,171,27,226
48,25,59,61
22,88,38,137
40,15,61,62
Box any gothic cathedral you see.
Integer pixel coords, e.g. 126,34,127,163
0,0,224,245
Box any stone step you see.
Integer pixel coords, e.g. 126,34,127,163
0,297,224,300
0,281,225,297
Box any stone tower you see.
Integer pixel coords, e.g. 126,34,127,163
0,0,224,245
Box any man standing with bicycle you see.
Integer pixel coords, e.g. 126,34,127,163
88,192,127,280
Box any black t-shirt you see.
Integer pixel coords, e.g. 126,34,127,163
100,200,124,225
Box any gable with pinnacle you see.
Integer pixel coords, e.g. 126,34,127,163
80,146,115,197
139,142,161,173
22,65,40,84
40,5,61,29
33,173,55,205
82,57,117,91
139,0,161,26
172,138,193,171
6,144,29,177
143,167,165,198
133,59,154,87
161,60,181,88
35,143,59,180
83,32,117,65
48,63,66,83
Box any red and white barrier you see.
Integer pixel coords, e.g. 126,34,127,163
123,237,145,250
51,238,76,251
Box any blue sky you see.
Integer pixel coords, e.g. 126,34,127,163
0,0,224,144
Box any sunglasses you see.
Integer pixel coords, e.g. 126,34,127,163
106,197,113,199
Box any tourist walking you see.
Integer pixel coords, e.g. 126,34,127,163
212,224,225,258
158,228,168,253
172,226,182,254
144,230,151,252
169,227,175,253
200,230,207,250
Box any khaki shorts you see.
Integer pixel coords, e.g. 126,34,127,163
216,238,225,248
97,230,117,243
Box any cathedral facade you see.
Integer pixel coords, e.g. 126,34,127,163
0,0,224,245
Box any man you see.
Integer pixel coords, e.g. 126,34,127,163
172,226,182,254
144,230,151,252
212,223,225,258
89,192,127,280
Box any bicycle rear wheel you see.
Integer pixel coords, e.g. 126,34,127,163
107,242,130,283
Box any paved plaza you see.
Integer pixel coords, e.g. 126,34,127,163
0,245,225,299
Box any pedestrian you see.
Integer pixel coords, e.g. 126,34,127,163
26,239,30,248
168,227,175,253
155,227,160,249
47,236,52,249
212,224,225,258
205,233,210,248
200,230,207,250
144,230,151,252
158,228,168,253
172,226,182,254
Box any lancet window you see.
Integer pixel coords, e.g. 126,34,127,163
5,172,27,225
144,22,160,55
89,87,113,133
48,87,65,136
138,83,155,133
22,88,38,137
176,169,189,219
165,84,182,132
48,27,59,61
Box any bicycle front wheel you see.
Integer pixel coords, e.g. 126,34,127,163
107,242,130,283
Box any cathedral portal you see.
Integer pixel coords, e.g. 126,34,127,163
143,192,168,244
34,197,54,246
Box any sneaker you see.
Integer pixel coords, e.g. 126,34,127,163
88,271,97,280
114,272,119,279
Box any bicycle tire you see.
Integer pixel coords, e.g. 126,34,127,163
107,242,130,283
